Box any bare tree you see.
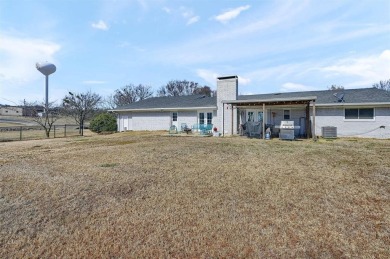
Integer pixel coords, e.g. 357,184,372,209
25,101,60,138
101,94,117,110
135,84,153,100
157,80,213,97
113,84,153,107
373,79,390,91
328,85,344,90
63,91,102,135
193,86,215,97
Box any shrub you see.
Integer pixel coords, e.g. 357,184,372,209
89,113,117,133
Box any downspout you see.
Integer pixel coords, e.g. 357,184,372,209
231,105,234,135
222,103,225,137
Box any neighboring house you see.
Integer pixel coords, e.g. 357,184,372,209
0,106,23,116
23,106,45,117
111,76,390,139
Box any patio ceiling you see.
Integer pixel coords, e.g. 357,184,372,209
222,96,317,106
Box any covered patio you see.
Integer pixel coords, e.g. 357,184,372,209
222,96,318,140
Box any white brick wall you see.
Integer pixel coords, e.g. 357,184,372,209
117,110,217,132
216,77,238,135
314,107,390,138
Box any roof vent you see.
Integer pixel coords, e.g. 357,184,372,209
333,92,345,102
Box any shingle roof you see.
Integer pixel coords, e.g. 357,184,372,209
113,88,390,111
238,88,390,104
114,95,216,110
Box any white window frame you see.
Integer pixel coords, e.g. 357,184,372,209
198,110,213,126
344,108,375,122
283,109,291,120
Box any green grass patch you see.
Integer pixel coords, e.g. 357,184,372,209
99,163,119,168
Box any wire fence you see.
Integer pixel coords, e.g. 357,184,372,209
0,124,82,142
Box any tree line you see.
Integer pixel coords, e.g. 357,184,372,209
107,80,215,108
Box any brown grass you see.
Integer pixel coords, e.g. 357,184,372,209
1,132,389,258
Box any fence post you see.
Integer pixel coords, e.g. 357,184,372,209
54,125,56,138
64,124,67,137
20,126,22,141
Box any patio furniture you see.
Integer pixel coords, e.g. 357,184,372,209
168,125,178,135
181,123,192,134
241,122,262,138
200,124,213,135
192,124,200,132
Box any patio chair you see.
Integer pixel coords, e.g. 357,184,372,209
180,123,188,132
200,124,213,135
168,125,178,135
192,123,200,133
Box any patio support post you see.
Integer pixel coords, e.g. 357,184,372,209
262,103,266,139
231,104,234,135
312,100,317,141
306,103,310,139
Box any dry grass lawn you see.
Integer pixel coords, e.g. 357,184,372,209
0,132,389,258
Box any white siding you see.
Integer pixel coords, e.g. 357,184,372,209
115,105,390,138
177,111,198,129
117,111,203,131
132,112,171,131
315,107,390,138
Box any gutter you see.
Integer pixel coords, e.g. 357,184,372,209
313,102,390,107
109,106,218,112
223,96,317,104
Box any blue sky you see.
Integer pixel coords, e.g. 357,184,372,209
0,0,389,105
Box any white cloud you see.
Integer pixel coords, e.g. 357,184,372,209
238,76,251,85
82,80,107,85
91,20,109,30
196,69,251,87
0,34,60,92
280,82,316,92
162,7,171,14
180,7,200,26
187,16,200,25
196,69,220,86
214,5,250,24
322,50,390,87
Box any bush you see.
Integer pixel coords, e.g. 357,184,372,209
89,113,117,133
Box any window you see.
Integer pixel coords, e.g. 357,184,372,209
172,112,177,121
283,110,290,120
345,108,374,120
199,113,205,124
207,112,212,124
258,112,263,122
247,112,254,122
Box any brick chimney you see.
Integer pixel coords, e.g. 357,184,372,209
216,76,238,135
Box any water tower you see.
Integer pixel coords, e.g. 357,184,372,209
36,62,56,110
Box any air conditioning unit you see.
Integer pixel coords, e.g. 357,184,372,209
322,126,337,138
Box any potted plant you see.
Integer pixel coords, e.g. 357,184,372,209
213,127,219,137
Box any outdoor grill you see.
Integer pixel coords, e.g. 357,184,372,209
279,121,300,140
